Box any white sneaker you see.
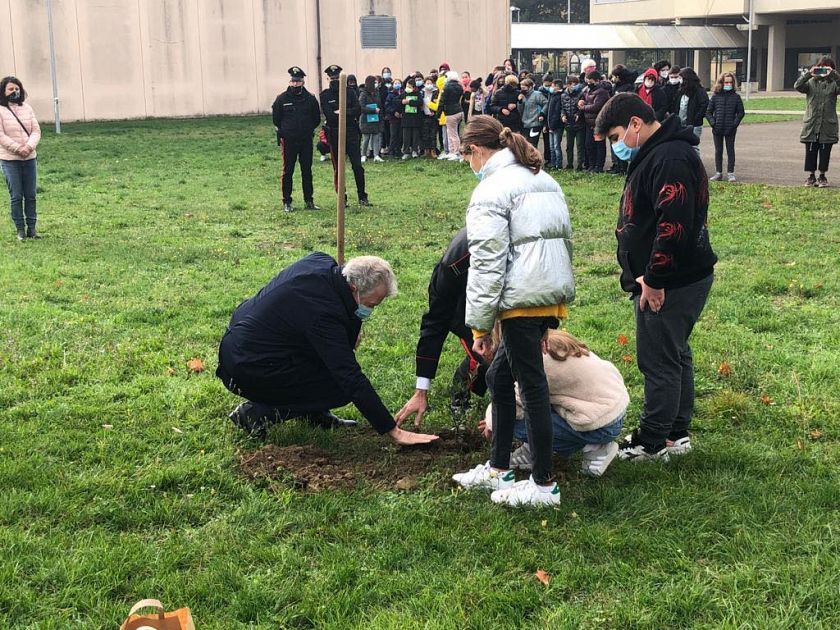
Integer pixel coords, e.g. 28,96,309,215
401,154,410,160
437,152,450,160
447,153,460,161
452,461,515,491
319,155,328,162
360,155,367,163
411,151,419,158
710,172,722,181
665,436,692,456
491,476,561,507
727,172,736,182
509,443,532,470
374,156,384,163
580,442,619,477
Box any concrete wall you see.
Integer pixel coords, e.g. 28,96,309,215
4,0,509,122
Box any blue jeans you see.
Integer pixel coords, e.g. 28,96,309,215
550,129,564,168
2,158,37,230
514,411,625,458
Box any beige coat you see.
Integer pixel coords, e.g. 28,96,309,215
0,103,41,161
485,350,629,433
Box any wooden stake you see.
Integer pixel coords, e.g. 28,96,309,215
336,73,347,265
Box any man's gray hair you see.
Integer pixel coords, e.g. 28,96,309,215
342,256,398,298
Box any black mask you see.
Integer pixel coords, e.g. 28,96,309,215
329,79,339,90
291,85,303,95
8,90,21,103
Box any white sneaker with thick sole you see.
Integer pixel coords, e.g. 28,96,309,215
319,155,328,162
452,461,515,491
361,155,367,163
509,443,532,470
727,172,736,182
665,436,692,456
437,152,450,160
447,153,461,161
411,151,419,158
491,477,561,507
374,156,385,163
580,442,619,477
710,172,722,181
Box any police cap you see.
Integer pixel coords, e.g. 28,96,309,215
288,66,306,80
324,64,342,78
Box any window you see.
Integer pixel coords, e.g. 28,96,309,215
360,15,397,49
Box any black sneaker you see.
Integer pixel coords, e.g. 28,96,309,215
16,228,26,241
817,174,829,188
304,410,358,429
358,197,371,207
806,174,817,187
228,402,270,438
26,227,40,239
304,200,320,210
616,429,669,462
283,202,294,213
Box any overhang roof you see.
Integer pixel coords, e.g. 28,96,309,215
511,23,747,50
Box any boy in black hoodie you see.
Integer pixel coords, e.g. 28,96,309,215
594,93,717,461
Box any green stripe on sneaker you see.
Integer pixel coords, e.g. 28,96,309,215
502,471,515,481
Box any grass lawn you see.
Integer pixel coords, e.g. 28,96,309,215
1,116,838,629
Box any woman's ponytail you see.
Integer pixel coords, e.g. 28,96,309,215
461,115,544,175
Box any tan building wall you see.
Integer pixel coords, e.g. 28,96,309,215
3,0,509,122
591,0,840,24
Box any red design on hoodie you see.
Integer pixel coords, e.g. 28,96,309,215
657,182,687,207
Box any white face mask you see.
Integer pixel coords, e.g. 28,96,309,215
660,69,669,79
644,80,655,88
669,77,682,85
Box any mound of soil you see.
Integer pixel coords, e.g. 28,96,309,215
239,427,488,492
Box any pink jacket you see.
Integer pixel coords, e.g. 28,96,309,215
0,103,41,161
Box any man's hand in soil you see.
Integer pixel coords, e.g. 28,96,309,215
388,426,439,445
394,389,428,427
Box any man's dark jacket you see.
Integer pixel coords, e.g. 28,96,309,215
415,229,472,380
217,252,396,434
320,83,362,136
616,116,717,293
488,84,522,131
271,87,321,144
441,79,465,116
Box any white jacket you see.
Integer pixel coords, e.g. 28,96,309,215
465,148,574,333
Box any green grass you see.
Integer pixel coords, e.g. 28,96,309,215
743,96,809,111
1,116,839,629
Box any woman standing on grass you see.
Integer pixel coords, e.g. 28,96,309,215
795,56,840,188
0,76,40,241
706,72,745,182
452,115,574,508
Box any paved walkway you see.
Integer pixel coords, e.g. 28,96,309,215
697,120,808,186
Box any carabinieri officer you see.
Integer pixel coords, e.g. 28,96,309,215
272,66,321,213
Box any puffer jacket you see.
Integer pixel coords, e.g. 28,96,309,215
706,89,745,136
560,85,584,129
465,148,575,333
520,88,548,129
0,103,41,161
441,79,464,116
580,80,612,127
794,70,840,144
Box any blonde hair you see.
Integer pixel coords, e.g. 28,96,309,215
521,77,534,89
713,72,739,94
504,74,519,86
545,330,590,361
461,115,543,174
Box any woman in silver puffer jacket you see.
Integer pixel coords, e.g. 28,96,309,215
452,115,574,507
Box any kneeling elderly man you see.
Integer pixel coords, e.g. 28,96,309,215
217,252,438,446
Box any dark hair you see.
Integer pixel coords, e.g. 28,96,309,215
364,75,377,92
653,59,671,72
586,70,602,82
0,76,26,106
461,115,543,174
565,75,579,85
816,56,836,69
678,67,702,95
611,64,627,77
469,78,483,91
668,65,681,76
552,79,564,87
381,67,392,75
594,93,656,137
503,58,518,73
346,74,358,88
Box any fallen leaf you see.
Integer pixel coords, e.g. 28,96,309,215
102,424,113,430
759,393,774,406
172,427,183,434
622,354,634,364
795,438,805,451
809,429,823,440
187,357,205,373
166,367,177,376
717,361,732,376
617,334,629,346
570,511,578,519
80,294,90,302
540,519,548,528
761,202,773,209
395,476,417,491
535,569,551,586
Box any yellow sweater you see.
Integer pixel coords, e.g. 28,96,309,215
472,304,569,339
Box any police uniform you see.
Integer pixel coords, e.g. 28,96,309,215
319,65,369,205
271,66,321,211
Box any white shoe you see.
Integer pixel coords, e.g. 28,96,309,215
401,154,410,160
490,476,561,507
727,172,736,182
437,153,450,160
509,443,532,470
319,155,328,162
374,156,384,162
580,442,619,477
447,153,460,161
452,461,515,491
411,151,419,158
360,155,367,163
665,436,692,456
710,172,722,181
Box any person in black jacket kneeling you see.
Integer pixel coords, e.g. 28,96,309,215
595,94,717,461
217,252,438,446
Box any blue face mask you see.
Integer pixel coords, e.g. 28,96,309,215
415,79,423,87
383,72,391,80
723,85,733,91
355,304,373,320
393,83,401,90
612,124,640,162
